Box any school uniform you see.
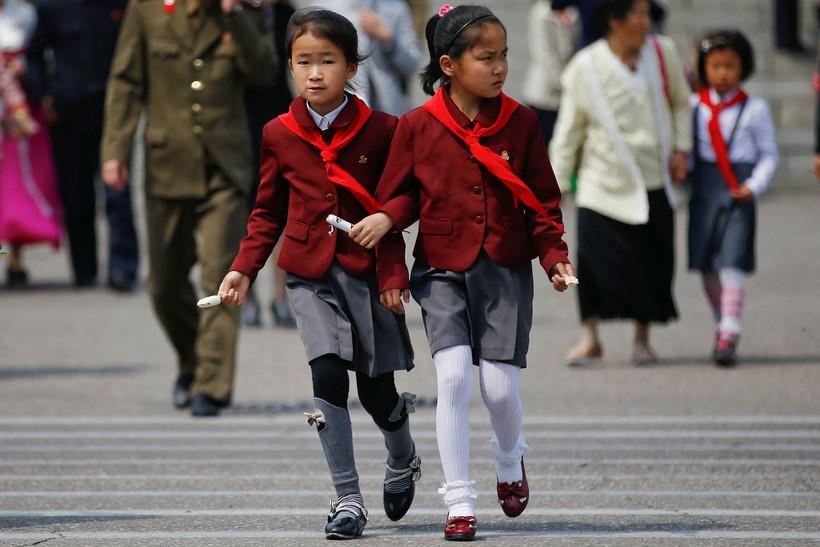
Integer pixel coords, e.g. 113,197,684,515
230,94,413,376
375,88,568,367
688,89,778,274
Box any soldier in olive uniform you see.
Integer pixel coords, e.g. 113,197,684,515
101,0,277,416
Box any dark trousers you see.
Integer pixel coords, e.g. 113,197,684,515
50,94,138,285
775,0,803,49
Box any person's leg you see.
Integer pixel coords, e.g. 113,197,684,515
51,121,97,286
566,317,602,365
356,372,420,520
714,267,746,365
105,183,139,290
433,344,477,518
309,354,367,538
193,172,245,408
701,270,722,323
5,243,27,287
144,194,198,405
478,360,525,483
633,322,657,365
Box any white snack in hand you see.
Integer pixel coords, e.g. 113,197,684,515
565,275,579,287
197,295,222,309
326,214,353,233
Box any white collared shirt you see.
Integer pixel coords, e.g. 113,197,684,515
307,95,348,131
691,88,779,198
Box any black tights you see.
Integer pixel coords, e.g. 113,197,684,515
310,354,406,432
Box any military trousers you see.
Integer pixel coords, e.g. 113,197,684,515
144,168,246,404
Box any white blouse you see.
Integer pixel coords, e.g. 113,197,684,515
691,88,779,198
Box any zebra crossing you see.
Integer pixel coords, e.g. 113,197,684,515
0,412,818,545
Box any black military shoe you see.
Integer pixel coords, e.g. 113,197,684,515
383,453,422,521
325,495,367,540
190,393,227,417
172,375,193,409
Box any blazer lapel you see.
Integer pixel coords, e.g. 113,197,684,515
167,1,193,52
192,9,224,59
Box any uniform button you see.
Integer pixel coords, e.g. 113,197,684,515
325,193,335,203
472,185,481,194
191,80,204,91
192,125,203,135
191,103,202,113
192,58,204,69
474,215,484,224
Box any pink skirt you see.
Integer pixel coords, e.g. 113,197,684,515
0,108,62,248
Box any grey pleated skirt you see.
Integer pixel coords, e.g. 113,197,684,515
409,251,534,368
286,262,414,377
688,162,756,273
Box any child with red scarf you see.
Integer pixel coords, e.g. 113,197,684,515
218,8,420,540
351,4,572,541
689,29,778,366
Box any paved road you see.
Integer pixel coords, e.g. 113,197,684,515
0,192,819,545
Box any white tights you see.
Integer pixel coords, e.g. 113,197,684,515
433,345,527,517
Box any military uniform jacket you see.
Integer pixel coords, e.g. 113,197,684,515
101,0,276,198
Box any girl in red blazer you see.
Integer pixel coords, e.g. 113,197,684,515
351,4,574,541
218,9,420,540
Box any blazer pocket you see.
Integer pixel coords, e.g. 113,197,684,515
149,42,180,58
284,219,309,242
502,212,526,231
419,217,453,236
145,128,167,148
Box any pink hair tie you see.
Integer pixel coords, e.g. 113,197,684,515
438,3,454,17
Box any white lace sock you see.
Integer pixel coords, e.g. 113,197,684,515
479,359,526,483
433,345,475,517
718,268,746,338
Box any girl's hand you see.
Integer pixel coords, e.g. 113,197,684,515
380,288,410,315
669,151,688,184
350,212,394,249
549,262,575,293
730,184,754,203
359,9,393,46
218,271,251,307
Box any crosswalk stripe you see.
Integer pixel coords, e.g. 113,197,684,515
1,508,819,518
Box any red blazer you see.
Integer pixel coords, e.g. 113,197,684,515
230,96,408,290
376,90,569,276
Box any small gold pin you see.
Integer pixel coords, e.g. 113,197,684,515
500,150,510,161
358,155,368,164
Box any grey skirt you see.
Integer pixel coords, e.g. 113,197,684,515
688,161,756,273
409,251,534,368
286,262,414,377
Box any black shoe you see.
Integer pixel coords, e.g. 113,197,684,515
383,454,422,521
713,335,738,367
190,393,227,417
271,299,297,329
173,375,194,409
5,266,28,289
325,496,367,540
74,275,97,288
107,271,135,292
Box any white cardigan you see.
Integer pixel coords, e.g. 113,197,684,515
549,36,692,225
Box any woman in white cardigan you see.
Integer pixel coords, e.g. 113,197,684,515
549,0,691,366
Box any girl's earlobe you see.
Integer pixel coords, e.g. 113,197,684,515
440,55,454,77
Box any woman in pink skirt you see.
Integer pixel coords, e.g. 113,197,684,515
0,0,61,288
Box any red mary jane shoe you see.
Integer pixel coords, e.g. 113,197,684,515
444,514,477,541
497,458,529,517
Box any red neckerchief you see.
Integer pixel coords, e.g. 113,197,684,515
422,88,564,234
279,95,381,214
699,87,749,191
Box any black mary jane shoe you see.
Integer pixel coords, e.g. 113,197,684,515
325,497,368,540
383,454,422,521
